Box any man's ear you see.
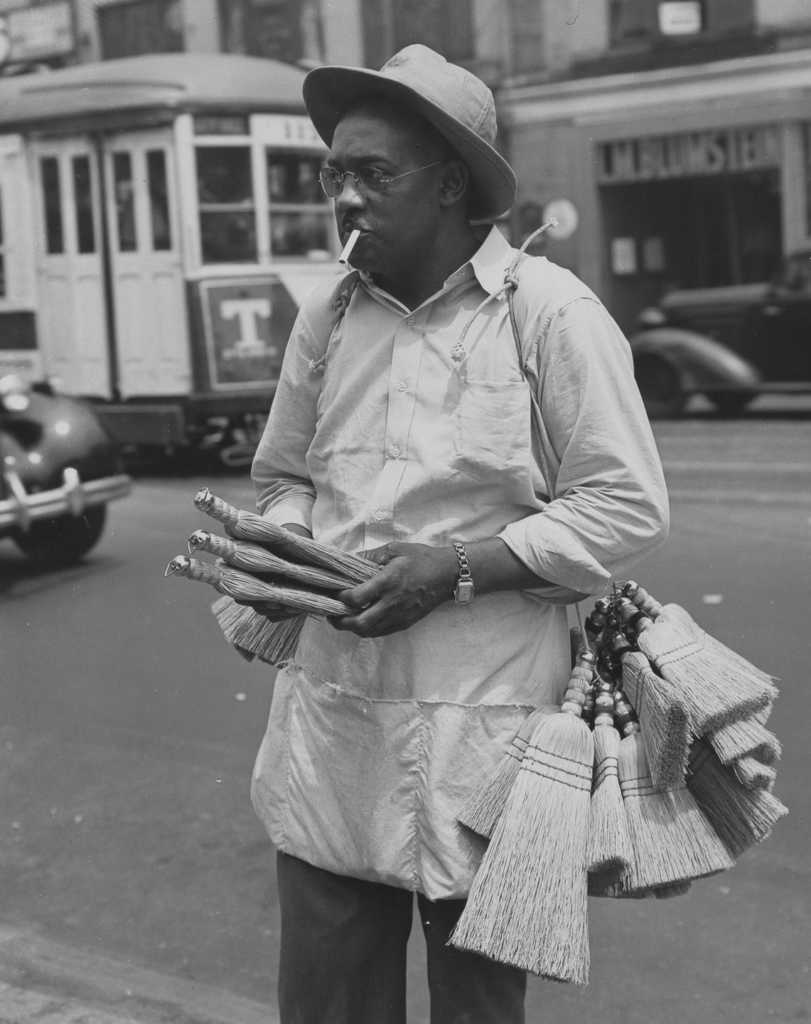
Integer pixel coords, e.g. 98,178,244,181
438,160,469,208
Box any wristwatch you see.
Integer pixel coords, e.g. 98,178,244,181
452,541,475,604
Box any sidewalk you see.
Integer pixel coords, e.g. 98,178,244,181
0,925,277,1024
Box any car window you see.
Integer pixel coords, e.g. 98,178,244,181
776,254,811,294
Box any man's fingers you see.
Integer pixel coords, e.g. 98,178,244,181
339,571,391,611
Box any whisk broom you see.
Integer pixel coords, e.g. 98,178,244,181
622,582,777,733
605,690,734,895
450,652,596,984
164,556,351,618
687,740,788,857
586,674,634,885
456,704,558,839
193,488,377,583
706,713,780,766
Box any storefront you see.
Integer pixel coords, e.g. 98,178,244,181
500,48,811,331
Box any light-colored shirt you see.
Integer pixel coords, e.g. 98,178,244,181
249,226,669,898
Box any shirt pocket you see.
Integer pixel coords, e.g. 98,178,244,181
453,377,530,480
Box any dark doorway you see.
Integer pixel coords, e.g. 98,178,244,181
600,170,782,331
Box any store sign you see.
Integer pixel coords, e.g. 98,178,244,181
4,1,73,63
199,277,298,390
658,2,702,36
597,127,780,184
252,114,323,149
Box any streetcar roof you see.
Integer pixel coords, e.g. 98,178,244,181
0,53,309,130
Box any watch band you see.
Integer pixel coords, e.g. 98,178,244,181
452,541,475,603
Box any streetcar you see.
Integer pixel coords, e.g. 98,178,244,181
0,53,340,465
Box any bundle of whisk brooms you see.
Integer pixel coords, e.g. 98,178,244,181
165,492,787,987
449,581,787,985
164,487,379,665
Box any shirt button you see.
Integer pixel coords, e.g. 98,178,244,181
373,508,386,521
389,445,401,459
397,380,408,392
406,316,416,327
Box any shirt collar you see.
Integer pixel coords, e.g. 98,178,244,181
358,225,518,312
446,225,517,297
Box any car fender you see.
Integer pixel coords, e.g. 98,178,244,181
1,391,123,493
629,327,761,391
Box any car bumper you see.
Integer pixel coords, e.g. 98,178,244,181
0,467,132,532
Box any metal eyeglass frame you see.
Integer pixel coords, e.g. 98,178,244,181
318,161,442,198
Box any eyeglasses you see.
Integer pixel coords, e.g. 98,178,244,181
318,161,442,198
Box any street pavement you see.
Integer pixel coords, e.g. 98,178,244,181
1,399,810,1024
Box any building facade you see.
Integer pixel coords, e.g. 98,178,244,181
498,0,811,330
3,1,811,332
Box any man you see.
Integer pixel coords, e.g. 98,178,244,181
250,44,669,1024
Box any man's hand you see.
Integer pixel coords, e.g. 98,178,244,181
331,542,458,637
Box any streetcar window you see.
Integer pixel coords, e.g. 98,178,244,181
266,150,331,258
113,152,137,252
72,155,96,254
146,149,171,251
196,146,257,263
40,157,64,255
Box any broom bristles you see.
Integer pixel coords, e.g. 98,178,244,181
457,705,557,838
614,731,733,893
732,755,777,791
637,621,773,733
212,596,305,665
451,712,593,984
687,741,788,857
707,716,781,766
621,651,692,790
587,722,634,879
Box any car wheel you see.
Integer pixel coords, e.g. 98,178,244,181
633,354,686,419
706,390,755,417
14,505,107,565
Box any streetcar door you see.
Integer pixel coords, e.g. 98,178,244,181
103,130,191,398
31,137,110,397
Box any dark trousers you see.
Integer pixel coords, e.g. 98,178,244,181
277,851,527,1024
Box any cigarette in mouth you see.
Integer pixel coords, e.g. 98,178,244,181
338,229,361,266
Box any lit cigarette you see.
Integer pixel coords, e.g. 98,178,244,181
338,229,361,266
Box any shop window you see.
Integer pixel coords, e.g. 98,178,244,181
361,0,473,69
218,0,304,64
266,150,331,259
72,155,96,255
146,149,172,251
196,146,257,264
40,157,64,255
112,152,137,252
98,0,183,60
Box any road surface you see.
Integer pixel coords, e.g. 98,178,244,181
1,406,809,1023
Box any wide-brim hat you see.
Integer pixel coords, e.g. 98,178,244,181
303,44,517,222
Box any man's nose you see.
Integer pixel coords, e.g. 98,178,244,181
335,173,365,212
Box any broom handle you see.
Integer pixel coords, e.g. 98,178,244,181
194,488,376,583
560,651,595,717
623,581,663,618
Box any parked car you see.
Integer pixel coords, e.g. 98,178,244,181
630,250,811,417
0,375,131,564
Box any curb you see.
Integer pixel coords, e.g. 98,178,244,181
0,926,278,1024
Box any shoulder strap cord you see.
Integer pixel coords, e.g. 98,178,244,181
307,273,361,376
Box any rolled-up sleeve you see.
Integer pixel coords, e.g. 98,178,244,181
498,296,669,597
251,310,322,529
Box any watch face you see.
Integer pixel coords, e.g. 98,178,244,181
454,579,475,604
